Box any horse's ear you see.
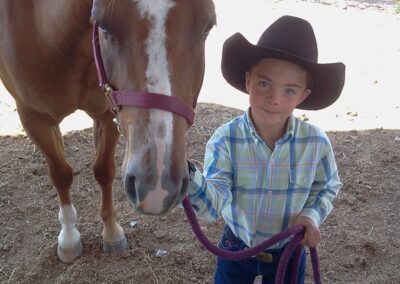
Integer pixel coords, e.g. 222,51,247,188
213,12,217,26
210,3,217,27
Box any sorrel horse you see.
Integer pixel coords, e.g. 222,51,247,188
0,0,216,263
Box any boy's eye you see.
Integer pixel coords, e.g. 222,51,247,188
258,81,270,88
286,89,295,96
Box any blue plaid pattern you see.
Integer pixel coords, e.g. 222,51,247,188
188,110,342,249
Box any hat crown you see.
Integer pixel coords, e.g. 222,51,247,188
257,16,318,62
221,15,345,110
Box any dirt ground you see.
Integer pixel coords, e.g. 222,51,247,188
1,0,400,283
1,102,399,284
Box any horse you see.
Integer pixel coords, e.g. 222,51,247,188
0,0,216,263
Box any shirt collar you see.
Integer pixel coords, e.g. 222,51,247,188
244,108,296,144
281,115,296,143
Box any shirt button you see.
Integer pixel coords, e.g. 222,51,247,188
303,177,309,183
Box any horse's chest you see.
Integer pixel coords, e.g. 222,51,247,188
18,90,79,120
17,83,105,121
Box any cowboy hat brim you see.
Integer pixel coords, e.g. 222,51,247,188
221,33,346,110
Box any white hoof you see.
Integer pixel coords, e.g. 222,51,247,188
57,204,83,263
57,239,83,263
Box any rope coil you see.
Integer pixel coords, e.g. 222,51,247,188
182,197,322,284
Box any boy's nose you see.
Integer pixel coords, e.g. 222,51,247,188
266,90,279,105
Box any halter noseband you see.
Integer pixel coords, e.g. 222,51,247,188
92,23,195,125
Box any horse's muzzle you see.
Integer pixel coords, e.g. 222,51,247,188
124,173,189,216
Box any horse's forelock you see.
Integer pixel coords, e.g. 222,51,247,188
133,0,175,19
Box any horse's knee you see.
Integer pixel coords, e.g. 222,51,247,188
93,161,115,186
49,163,73,190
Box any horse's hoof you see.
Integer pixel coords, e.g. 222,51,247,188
103,235,129,254
57,240,83,263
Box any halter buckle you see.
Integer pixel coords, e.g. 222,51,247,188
112,118,122,134
102,83,120,114
103,83,122,132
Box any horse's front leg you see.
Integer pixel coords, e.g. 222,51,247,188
17,103,82,263
92,111,128,253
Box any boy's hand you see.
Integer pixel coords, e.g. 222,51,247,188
293,216,320,248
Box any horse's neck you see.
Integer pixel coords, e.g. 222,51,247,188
25,0,93,64
39,0,93,22
34,0,93,46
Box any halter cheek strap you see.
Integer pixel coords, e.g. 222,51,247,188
92,23,195,125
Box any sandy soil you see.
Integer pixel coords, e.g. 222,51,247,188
1,1,400,283
1,103,400,283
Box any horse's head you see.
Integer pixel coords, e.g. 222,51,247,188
91,0,216,215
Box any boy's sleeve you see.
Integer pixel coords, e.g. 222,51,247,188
300,138,342,227
187,129,233,222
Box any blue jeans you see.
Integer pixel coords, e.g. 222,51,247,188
214,226,306,284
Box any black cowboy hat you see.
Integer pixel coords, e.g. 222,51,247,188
221,15,345,110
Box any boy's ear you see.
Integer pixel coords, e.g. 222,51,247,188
245,71,251,93
297,89,312,106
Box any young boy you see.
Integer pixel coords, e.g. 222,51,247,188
187,16,345,283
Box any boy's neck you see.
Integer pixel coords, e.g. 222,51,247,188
252,116,289,150
260,126,285,150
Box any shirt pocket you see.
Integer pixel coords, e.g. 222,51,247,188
289,163,317,188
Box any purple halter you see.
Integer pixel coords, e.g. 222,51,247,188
92,23,195,125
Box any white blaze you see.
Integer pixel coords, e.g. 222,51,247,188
134,0,175,213
135,0,175,94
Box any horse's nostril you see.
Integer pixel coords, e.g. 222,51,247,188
125,174,137,202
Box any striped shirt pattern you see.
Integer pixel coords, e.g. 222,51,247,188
188,110,342,249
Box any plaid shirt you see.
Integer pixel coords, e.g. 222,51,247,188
188,109,342,249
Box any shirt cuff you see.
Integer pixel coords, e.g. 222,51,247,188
188,168,204,195
300,208,321,227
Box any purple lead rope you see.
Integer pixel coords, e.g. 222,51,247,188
182,197,322,284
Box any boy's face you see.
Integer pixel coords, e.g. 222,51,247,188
246,58,311,132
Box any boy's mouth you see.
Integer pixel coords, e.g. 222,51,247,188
262,107,279,115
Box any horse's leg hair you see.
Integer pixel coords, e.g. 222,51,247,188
16,102,82,263
91,111,128,253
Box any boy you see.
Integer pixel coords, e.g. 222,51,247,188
187,16,345,283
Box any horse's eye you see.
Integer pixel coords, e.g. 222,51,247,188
94,21,110,35
98,26,109,35
97,24,112,40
